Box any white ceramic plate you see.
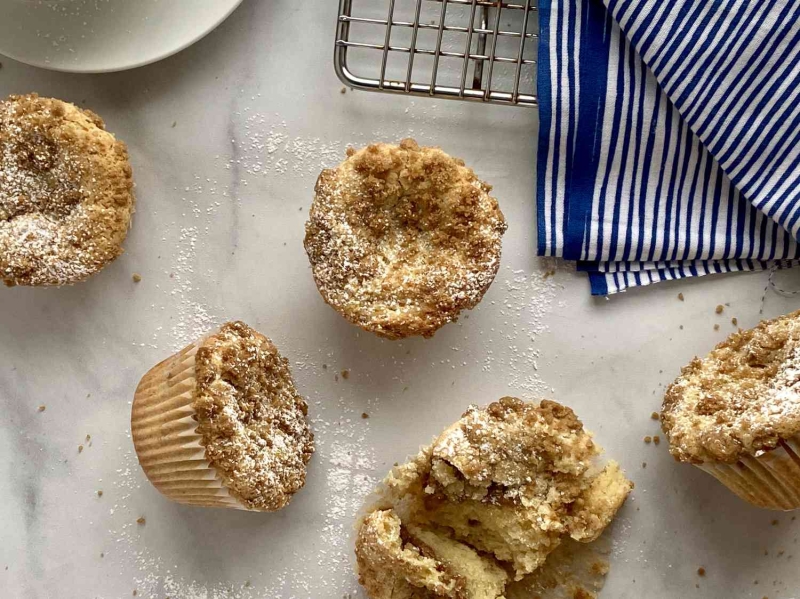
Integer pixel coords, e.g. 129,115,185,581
0,0,244,73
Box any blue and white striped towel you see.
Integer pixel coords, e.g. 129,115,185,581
536,0,800,295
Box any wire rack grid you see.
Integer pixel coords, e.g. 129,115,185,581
335,0,539,107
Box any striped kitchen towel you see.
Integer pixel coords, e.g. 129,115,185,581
536,0,800,295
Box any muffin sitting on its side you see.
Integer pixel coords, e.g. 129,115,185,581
662,310,800,510
304,139,507,340
132,321,315,512
0,94,134,286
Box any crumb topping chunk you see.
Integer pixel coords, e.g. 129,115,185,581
194,321,315,511
662,310,800,463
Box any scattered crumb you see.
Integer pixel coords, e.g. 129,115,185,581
732,317,738,326
37,405,46,412
653,435,661,445
78,445,84,453
650,412,659,420
715,305,724,314
642,462,647,468
340,87,346,94
132,273,142,283
86,434,91,442
171,121,177,128
97,490,103,498
644,436,652,444
714,324,720,331
133,591,137,597
698,567,706,576
542,269,556,279
361,412,369,419
322,364,328,370
100,553,104,558
341,369,350,380
678,293,684,301
679,325,684,330
137,517,146,525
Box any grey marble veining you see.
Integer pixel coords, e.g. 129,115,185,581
1,1,800,597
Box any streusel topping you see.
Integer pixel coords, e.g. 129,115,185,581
662,310,800,464
304,139,507,340
0,94,134,286
194,321,314,511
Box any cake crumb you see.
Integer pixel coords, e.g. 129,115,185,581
132,273,142,283
678,293,684,301
716,305,724,314
341,369,350,380
78,445,84,453
642,462,647,468
97,490,103,498
714,324,720,331
644,436,652,444
653,435,661,445
732,317,738,326
136,517,146,525
698,567,706,576
340,87,347,94
650,412,659,420
361,412,369,419
37,405,46,412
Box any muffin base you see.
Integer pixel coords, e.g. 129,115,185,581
697,436,800,511
131,338,246,510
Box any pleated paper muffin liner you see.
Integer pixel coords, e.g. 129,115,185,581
131,336,248,510
697,435,800,511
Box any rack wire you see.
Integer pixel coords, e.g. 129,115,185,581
335,0,538,107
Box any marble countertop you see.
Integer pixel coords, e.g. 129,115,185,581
2,1,800,598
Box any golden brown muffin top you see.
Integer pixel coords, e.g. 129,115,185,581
355,398,632,597
193,321,314,511
304,139,507,340
0,93,134,286
662,310,800,464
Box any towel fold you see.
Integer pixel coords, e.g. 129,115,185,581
537,0,800,294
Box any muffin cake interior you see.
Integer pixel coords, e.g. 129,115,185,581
662,310,800,463
355,398,632,599
304,138,507,339
0,94,134,286
193,321,315,511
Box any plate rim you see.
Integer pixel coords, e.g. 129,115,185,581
0,0,245,74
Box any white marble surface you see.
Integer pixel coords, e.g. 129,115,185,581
2,1,800,598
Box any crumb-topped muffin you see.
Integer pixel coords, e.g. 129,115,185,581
0,94,134,286
355,398,632,598
662,310,800,510
132,322,314,511
304,139,507,340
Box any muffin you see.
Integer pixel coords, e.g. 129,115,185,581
662,310,800,510
304,139,507,340
0,93,134,286
355,398,633,598
131,321,314,511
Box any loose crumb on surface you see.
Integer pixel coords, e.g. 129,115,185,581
698,567,706,576
136,517,146,525
78,445,84,453
714,324,720,331
37,405,46,412
132,273,142,283
642,462,647,468
361,412,369,419
732,317,738,326
644,436,652,444
716,305,724,314
97,490,103,497
772,519,779,526
678,293,684,301
341,369,350,380
650,412,659,420
340,87,347,94
653,435,661,445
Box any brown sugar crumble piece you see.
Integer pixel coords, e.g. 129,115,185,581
714,324,720,331
653,435,661,445
732,317,738,326
78,445,84,453
97,490,103,498
136,517,146,525
341,369,350,380
716,305,724,314
698,567,706,576
678,293,685,301
37,405,46,412
340,87,347,94
644,436,652,444
361,412,369,419
650,412,659,420
132,273,142,283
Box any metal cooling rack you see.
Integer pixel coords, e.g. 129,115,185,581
335,0,538,107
